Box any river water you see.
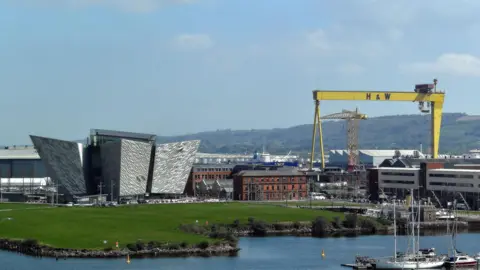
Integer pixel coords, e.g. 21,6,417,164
2,233,480,270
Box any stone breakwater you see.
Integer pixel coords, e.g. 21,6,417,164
0,239,239,259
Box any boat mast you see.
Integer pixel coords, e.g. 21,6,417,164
393,196,397,262
410,189,416,254
417,189,420,270
417,189,421,254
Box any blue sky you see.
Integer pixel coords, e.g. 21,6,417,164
1,0,480,144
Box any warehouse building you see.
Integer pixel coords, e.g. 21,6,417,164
328,149,424,168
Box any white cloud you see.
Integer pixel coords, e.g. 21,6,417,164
173,34,214,51
402,53,480,77
306,29,330,52
336,63,365,75
6,0,195,13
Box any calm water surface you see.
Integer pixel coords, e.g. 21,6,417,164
2,234,480,270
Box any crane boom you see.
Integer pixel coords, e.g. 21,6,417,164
309,81,445,170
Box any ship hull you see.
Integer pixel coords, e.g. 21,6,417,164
374,260,444,269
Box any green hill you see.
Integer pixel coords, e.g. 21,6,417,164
157,113,480,155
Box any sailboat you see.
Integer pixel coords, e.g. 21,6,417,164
444,200,477,267
373,191,445,269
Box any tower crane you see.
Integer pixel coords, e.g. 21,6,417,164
321,108,367,171
309,79,445,170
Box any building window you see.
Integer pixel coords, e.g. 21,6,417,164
430,182,473,187
429,173,458,178
382,180,415,185
381,172,415,176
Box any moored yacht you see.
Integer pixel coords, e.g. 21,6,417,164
444,255,477,267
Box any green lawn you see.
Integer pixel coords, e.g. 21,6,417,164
0,202,338,249
255,200,375,208
0,203,51,210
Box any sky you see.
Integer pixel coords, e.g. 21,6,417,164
1,0,480,144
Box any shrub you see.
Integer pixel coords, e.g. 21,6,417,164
332,216,343,229
251,220,269,236
21,239,38,247
180,241,189,248
232,219,240,228
147,241,163,249
359,218,380,233
135,241,145,251
225,233,238,244
293,221,302,229
209,226,230,239
196,241,210,249
126,243,138,251
311,217,331,236
180,223,208,235
343,213,358,228
104,247,113,252
273,223,289,230
167,243,180,250
376,217,392,226
248,217,255,225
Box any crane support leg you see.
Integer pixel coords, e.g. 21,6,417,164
317,102,325,169
310,101,319,170
310,101,325,170
431,101,443,159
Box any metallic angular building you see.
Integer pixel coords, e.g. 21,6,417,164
30,135,87,197
30,129,200,201
100,139,153,199
151,140,200,194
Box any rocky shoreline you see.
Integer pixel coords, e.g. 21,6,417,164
0,239,239,259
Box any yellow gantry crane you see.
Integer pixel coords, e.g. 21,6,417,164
310,79,445,170
321,108,367,171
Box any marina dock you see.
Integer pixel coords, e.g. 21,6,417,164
340,263,373,269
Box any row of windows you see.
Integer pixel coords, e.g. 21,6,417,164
242,192,306,200
195,168,232,172
381,172,415,177
428,182,476,187
244,184,304,191
382,180,415,185
245,177,306,183
429,173,477,179
194,174,229,180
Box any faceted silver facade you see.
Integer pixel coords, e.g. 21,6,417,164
30,135,86,196
100,139,152,198
151,140,200,194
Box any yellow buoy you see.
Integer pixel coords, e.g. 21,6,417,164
126,254,131,264
321,249,325,258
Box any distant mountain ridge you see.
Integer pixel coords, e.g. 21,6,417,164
156,113,480,156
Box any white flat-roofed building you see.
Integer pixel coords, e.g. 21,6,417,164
378,167,420,189
427,168,480,193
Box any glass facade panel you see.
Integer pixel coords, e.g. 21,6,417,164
11,160,34,178
0,161,10,177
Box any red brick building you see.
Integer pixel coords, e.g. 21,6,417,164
191,164,234,182
233,170,308,201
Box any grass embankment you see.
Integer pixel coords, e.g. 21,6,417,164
255,200,376,208
0,203,338,250
0,203,51,210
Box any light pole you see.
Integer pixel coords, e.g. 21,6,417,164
110,178,116,202
98,181,104,203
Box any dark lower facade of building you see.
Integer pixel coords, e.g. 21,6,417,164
30,129,200,201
